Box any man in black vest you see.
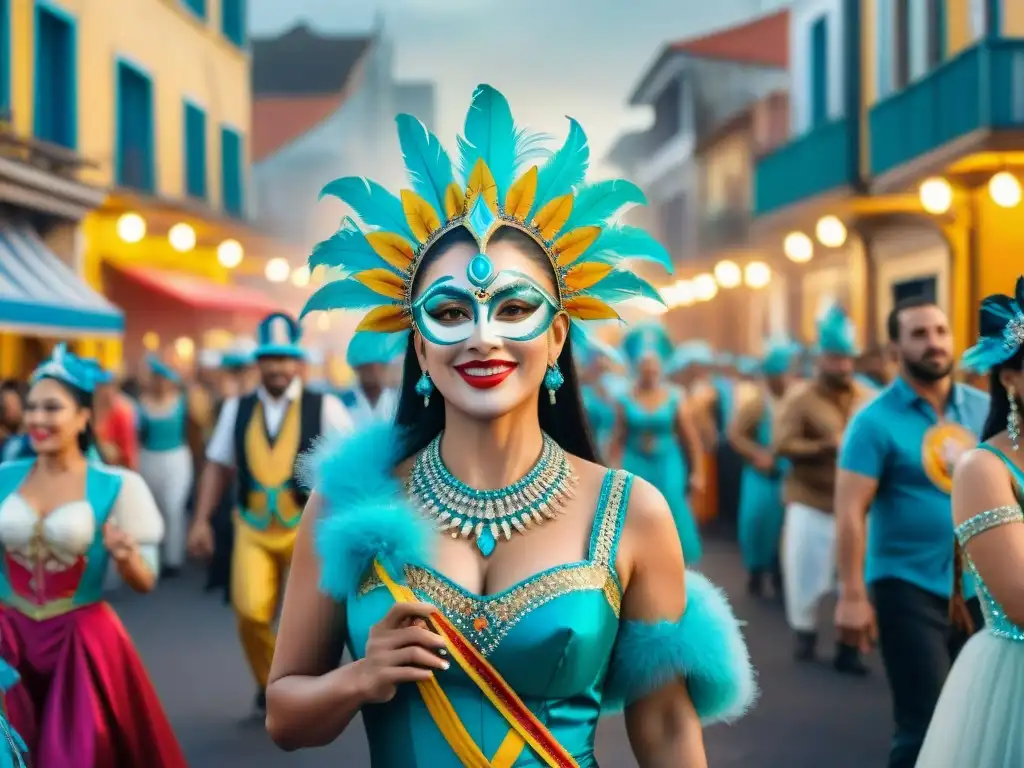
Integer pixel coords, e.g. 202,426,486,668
188,313,352,713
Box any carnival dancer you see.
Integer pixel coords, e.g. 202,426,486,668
339,330,403,427
727,340,798,598
93,373,139,470
610,324,706,564
774,305,873,672
913,278,1024,767
137,355,198,577
264,84,755,766
0,344,186,767
188,312,352,713
574,329,624,458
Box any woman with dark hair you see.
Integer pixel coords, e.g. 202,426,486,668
916,277,1024,766
0,344,186,766
263,85,754,766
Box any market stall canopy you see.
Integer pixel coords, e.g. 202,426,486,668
110,265,281,317
0,223,123,336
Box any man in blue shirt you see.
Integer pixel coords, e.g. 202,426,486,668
835,297,988,768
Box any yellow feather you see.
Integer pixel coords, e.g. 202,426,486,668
465,159,498,212
564,262,614,292
553,226,601,267
356,304,412,333
354,268,407,300
444,182,466,218
532,195,574,241
564,296,620,321
365,232,415,272
504,167,538,220
401,189,442,243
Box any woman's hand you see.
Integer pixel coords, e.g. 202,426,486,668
102,523,138,563
352,602,450,704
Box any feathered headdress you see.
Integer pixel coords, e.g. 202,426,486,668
961,275,1024,373
622,323,674,365
300,85,672,357
816,304,859,356
31,344,110,393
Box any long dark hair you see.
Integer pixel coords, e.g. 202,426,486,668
392,225,598,465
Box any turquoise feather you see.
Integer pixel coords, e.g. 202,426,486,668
562,179,647,232
584,225,674,273
585,269,664,306
319,177,415,241
395,114,455,215
457,85,518,197
309,219,393,274
530,118,589,218
300,277,394,318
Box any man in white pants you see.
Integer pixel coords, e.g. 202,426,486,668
773,305,873,674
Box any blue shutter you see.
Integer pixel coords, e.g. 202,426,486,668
935,1,947,62
877,0,893,99
220,126,243,217
221,0,246,47
182,0,206,20
809,16,829,127
33,5,77,148
184,103,207,199
116,62,154,193
987,0,1001,37
0,0,10,117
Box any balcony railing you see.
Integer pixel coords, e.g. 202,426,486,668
698,208,750,252
753,117,857,216
870,40,1024,176
0,116,97,179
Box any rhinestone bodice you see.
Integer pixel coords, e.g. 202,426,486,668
347,469,632,767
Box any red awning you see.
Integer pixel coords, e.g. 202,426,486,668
113,265,281,316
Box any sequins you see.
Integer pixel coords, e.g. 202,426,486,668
954,505,1024,546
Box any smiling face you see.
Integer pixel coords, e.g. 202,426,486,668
25,377,90,456
411,230,569,421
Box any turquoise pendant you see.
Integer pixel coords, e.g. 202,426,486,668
476,528,496,557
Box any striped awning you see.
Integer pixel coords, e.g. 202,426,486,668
0,222,124,337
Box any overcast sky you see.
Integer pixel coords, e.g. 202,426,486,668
250,0,792,168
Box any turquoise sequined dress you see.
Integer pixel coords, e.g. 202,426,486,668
582,385,615,457
916,443,1024,767
618,389,702,565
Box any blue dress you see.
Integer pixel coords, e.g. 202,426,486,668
916,443,1024,767
619,389,702,565
737,394,786,573
581,385,615,457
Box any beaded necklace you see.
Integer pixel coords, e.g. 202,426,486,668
407,432,577,557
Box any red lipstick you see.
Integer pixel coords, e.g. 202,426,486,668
28,429,52,443
453,360,518,389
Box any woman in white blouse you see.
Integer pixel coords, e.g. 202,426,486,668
0,345,187,767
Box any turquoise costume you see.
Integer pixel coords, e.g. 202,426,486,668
0,659,27,768
308,424,756,767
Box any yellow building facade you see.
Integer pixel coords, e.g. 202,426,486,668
755,0,1024,357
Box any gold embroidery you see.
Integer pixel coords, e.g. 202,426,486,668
357,470,630,656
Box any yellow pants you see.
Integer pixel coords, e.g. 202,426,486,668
230,515,298,690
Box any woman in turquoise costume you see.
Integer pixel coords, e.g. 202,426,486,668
610,324,705,565
916,277,1024,766
727,341,798,598
0,659,27,768
137,355,195,575
574,330,624,459
265,85,755,767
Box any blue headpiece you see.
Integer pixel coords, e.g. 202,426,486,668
736,356,761,377
816,304,859,356
961,275,1024,373
299,85,671,335
622,323,673,366
666,340,715,375
762,339,799,377
220,350,253,370
146,354,181,384
255,312,306,360
347,329,409,368
31,344,109,393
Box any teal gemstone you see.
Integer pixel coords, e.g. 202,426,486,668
476,528,496,557
467,253,494,287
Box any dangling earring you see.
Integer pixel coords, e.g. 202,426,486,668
415,371,434,407
543,362,564,405
1009,385,1020,451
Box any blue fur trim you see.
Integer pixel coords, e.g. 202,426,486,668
603,571,757,724
303,423,433,599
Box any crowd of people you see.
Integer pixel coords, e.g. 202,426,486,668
0,83,1021,768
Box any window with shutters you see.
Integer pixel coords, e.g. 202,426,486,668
220,126,244,218
809,16,829,128
184,102,207,199
33,4,76,148
926,1,946,68
222,0,246,47
181,0,206,21
116,61,155,193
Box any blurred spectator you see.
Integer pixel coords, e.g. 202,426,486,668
94,380,140,470
0,380,24,446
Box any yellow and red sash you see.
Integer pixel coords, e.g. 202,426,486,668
373,561,578,768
